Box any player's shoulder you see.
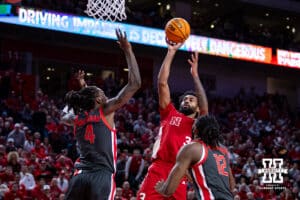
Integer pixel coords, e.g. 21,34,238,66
217,143,229,156
182,141,202,154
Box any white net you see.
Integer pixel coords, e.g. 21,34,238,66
85,0,127,22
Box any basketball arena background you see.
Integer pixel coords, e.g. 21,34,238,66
0,0,299,199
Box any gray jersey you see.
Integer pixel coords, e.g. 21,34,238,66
189,140,233,200
74,108,117,173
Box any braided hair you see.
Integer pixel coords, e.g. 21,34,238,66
194,115,222,147
64,86,105,114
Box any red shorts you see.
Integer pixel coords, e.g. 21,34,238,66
136,161,187,200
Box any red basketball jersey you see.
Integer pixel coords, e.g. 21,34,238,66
152,103,194,163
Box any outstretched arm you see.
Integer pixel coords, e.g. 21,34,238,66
157,42,182,109
103,29,141,115
188,52,208,115
75,70,87,88
61,70,86,126
155,142,202,197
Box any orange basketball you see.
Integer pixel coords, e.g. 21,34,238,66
165,18,191,44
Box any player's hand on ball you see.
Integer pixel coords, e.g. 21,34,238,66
166,37,183,52
116,28,132,52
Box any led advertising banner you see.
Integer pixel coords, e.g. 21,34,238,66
1,7,299,69
277,49,300,69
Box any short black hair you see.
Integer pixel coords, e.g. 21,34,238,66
179,90,197,104
194,115,222,147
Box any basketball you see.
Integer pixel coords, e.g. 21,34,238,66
165,18,191,44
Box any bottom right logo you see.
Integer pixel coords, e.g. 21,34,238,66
257,158,288,190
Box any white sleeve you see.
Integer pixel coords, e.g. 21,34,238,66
62,105,74,114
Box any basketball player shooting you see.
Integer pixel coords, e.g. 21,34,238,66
155,115,235,200
136,40,208,199
61,29,141,200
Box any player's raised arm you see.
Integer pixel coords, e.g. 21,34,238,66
155,142,202,197
157,42,183,109
75,70,88,88
188,52,208,115
60,70,87,126
103,29,141,115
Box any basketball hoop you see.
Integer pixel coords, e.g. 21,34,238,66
85,0,127,22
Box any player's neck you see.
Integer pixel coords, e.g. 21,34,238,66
187,112,198,119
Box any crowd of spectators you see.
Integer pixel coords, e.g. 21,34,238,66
0,69,299,200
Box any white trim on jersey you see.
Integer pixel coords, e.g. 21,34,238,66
199,165,215,200
192,169,206,200
111,127,117,173
108,174,116,200
194,144,206,165
151,126,163,159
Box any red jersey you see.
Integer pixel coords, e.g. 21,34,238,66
152,103,194,163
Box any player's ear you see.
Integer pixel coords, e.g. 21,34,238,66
96,97,102,105
195,106,200,116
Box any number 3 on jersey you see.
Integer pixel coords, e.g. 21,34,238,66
183,136,192,145
213,154,228,176
139,193,146,200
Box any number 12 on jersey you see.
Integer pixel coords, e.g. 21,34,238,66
213,154,228,176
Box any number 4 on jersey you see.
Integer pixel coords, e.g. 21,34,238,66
84,124,95,144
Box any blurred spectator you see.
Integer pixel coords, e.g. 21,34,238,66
3,182,23,200
0,166,14,184
116,153,128,187
49,178,62,199
23,133,34,153
7,151,21,173
7,123,25,148
56,170,68,193
115,187,126,200
122,181,134,200
125,149,145,191
19,165,36,191
6,138,17,153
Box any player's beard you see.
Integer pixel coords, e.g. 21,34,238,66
179,105,195,116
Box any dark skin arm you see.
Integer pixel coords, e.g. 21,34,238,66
155,142,202,196
157,44,208,115
75,70,87,88
61,29,141,127
188,52,208,115
61,70,86,126
102,29,141,117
